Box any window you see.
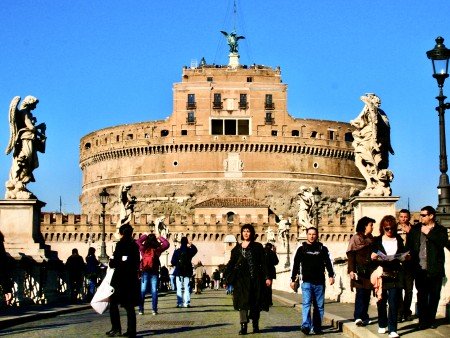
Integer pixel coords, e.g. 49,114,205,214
225,119,236,135
239,94,248,109
181,130,187,136
116,135,120,142
291,130,299,137
187,111,196,124
344,132,353,142
328,129,336,140
84,142,91,150
213,93,222,109
247,77,253,82
207,77,213,82
271,130,278,136
126,134,133,140
161,130,169,137
237,120,249,135
265,112,274,124
310,131,318,138
265,94,274,109
144,133,149,139
211,119,250,136
187,94,196,109
211,119,224,135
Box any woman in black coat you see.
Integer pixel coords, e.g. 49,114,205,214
225,224,272,335
106,224,140,337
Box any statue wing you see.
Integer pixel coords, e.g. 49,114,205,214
236,36,245,41
220,31,228,37
5,96,20,155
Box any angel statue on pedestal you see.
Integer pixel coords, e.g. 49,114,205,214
5,96,46,199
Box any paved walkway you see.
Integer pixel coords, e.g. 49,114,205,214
0,289,448,337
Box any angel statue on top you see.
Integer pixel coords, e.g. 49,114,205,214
221,30,245,54
5,96,46,199
350,93,394,196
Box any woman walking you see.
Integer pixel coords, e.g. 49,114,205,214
136,232,169,315
346,216,375,326
224,224,271,335
106,224,140,337
371,215,408,338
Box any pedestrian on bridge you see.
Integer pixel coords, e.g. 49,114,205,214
107,224,140,337
224,223,272,335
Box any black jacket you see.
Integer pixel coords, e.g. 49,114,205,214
372,235,406,289
109,237,140,306
407,222,447,277
291,241,334,285
225,242,270,312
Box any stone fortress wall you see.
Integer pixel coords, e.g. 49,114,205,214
41,211,354,264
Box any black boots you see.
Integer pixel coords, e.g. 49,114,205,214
239,323,247,335
253,321,260,333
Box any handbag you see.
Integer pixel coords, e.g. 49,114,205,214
90,268,115,314
291,275,300,292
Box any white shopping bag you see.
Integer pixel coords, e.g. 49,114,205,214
90,268,115,314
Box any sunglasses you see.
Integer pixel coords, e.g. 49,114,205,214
420,214,429,217
383,227,394,232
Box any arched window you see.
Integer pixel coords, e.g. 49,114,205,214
227,211,235,223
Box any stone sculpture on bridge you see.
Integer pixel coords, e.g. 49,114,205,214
276,215,291,247
350,93,394,196
5,96,46,199
116,184,136,227
297,186,314,229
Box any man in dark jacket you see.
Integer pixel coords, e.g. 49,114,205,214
170,237,197,308
65,248,86,303
408,205,447,329
290,227,335,335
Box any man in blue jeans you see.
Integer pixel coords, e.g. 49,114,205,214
170,237,198,308
290,227,335,335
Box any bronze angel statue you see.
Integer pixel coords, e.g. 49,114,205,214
221,30,245,54
5,96,46,199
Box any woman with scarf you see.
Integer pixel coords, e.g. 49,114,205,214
225,224,271,335
346,216,375,326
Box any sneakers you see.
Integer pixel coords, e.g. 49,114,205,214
388,332,399,338
300,326,310,335
152,310,158,315
183,304,191,308
363,319,373,325
378,327,387,334
355,319,363,326
138,311,143,315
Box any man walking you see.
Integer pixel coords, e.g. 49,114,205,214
65,248,86,303
290,227,335,335
397,209,415,322
408,206,447,329
171,237,197,308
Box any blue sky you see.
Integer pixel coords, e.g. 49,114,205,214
1,0,449,213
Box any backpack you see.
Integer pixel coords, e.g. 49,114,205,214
141,248,157,271
176,250,191,276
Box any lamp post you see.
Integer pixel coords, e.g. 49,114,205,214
284,220,291,268
99,188,110,264
427,37,450,223
312,187,322,228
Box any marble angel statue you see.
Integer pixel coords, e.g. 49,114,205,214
350,93,394,196
116,184,136,227
5,96,46,199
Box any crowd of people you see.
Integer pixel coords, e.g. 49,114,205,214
344,206,447,338
0,206,448,338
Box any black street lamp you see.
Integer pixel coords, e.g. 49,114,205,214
312,187,322,228
284,220,291,268
427,37,450,222
99,188,110,263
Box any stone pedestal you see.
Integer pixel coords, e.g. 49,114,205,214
228,52,240,68
351,196,399,236
0,199,52,262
